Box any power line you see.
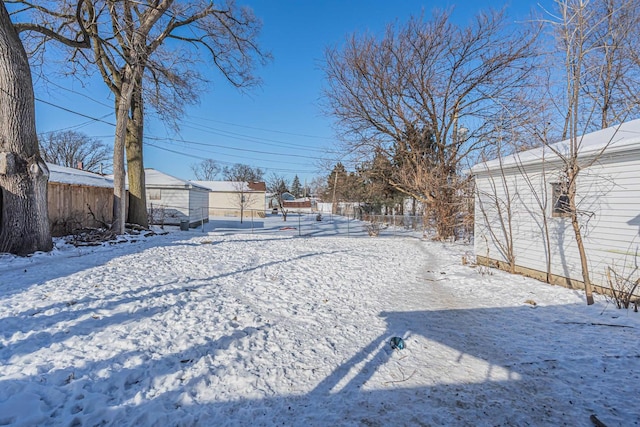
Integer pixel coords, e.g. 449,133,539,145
178,120,329,152
34,96,336,159
36,83,335,146
35,97,116,126
33,94,350,169
37,78,114,110
189,115,335,141
146,138,318,168
38,115,115,134
145,142,318,174
145,135,338,161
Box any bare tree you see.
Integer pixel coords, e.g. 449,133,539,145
578,0,640,130
323,9,539,240
11,0,269,232
475,146,517,273
231,181,256,224
0,2,51,255
39,130,111,173
267,173,289,221
191,159,220,181
540,0,640,304
222,163,264,182
309,175,327,198
555,0,599,304
0,1,88,255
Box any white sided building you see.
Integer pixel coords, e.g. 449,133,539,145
472,120,640,294
145,169,209,227
191,180,267,218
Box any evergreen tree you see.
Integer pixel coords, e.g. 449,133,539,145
291,175,302,198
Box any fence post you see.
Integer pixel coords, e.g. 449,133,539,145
251,210,254,234
298,211,301,237
393,214,396,237
347,214,350,238
201,207,205,232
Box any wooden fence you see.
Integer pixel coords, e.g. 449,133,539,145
48,182,114,237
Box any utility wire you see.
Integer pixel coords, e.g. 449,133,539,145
145,135,338,161
33,94,350,171
189,115,334,140
178,120,329,152
35,97,116,126
146,138,319,168
145,142,316,173
35,96,340,161
36,83,334,144
37,78,114,110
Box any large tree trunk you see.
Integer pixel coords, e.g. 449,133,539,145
126,80,148,228
113,73,137,235
0,3,52,255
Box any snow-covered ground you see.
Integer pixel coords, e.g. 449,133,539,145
0,216,638,426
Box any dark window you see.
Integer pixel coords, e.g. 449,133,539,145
552,183,570,217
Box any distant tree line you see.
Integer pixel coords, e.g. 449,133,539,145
39,130,111,174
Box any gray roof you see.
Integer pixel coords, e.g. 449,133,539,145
145,169,209,190
472,119,640,173
191,181,265,192
48,163,114,188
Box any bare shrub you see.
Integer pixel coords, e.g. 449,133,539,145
606,266,639,311
50,213,84,237
148,204,166,229
366,221,381,237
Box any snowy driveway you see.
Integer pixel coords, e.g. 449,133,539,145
0,231,638,426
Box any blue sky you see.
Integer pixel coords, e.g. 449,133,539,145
32,0,551,185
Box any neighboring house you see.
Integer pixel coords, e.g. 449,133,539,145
47,163,114,236
191,180,267,218
267,192,311,212
146,169,209,227
282,199,313,212
472,120,640,295
316,202,333,214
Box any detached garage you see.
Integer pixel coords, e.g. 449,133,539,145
145,169,209,227
472,120,640,295
191,180,267,218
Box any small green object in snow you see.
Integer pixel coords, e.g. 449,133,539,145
390,336,405,350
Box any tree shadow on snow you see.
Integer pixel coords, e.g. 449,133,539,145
2,303,638,426
0,231,220,298
0,249,347,361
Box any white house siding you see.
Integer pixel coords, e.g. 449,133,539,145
188,189,210,224
191,181,267,218
207,191,264,217
145,169,210,226
474,128,640,293
209,191,236,216
578,153,640,284
147,187,210,226
147,187,191,225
